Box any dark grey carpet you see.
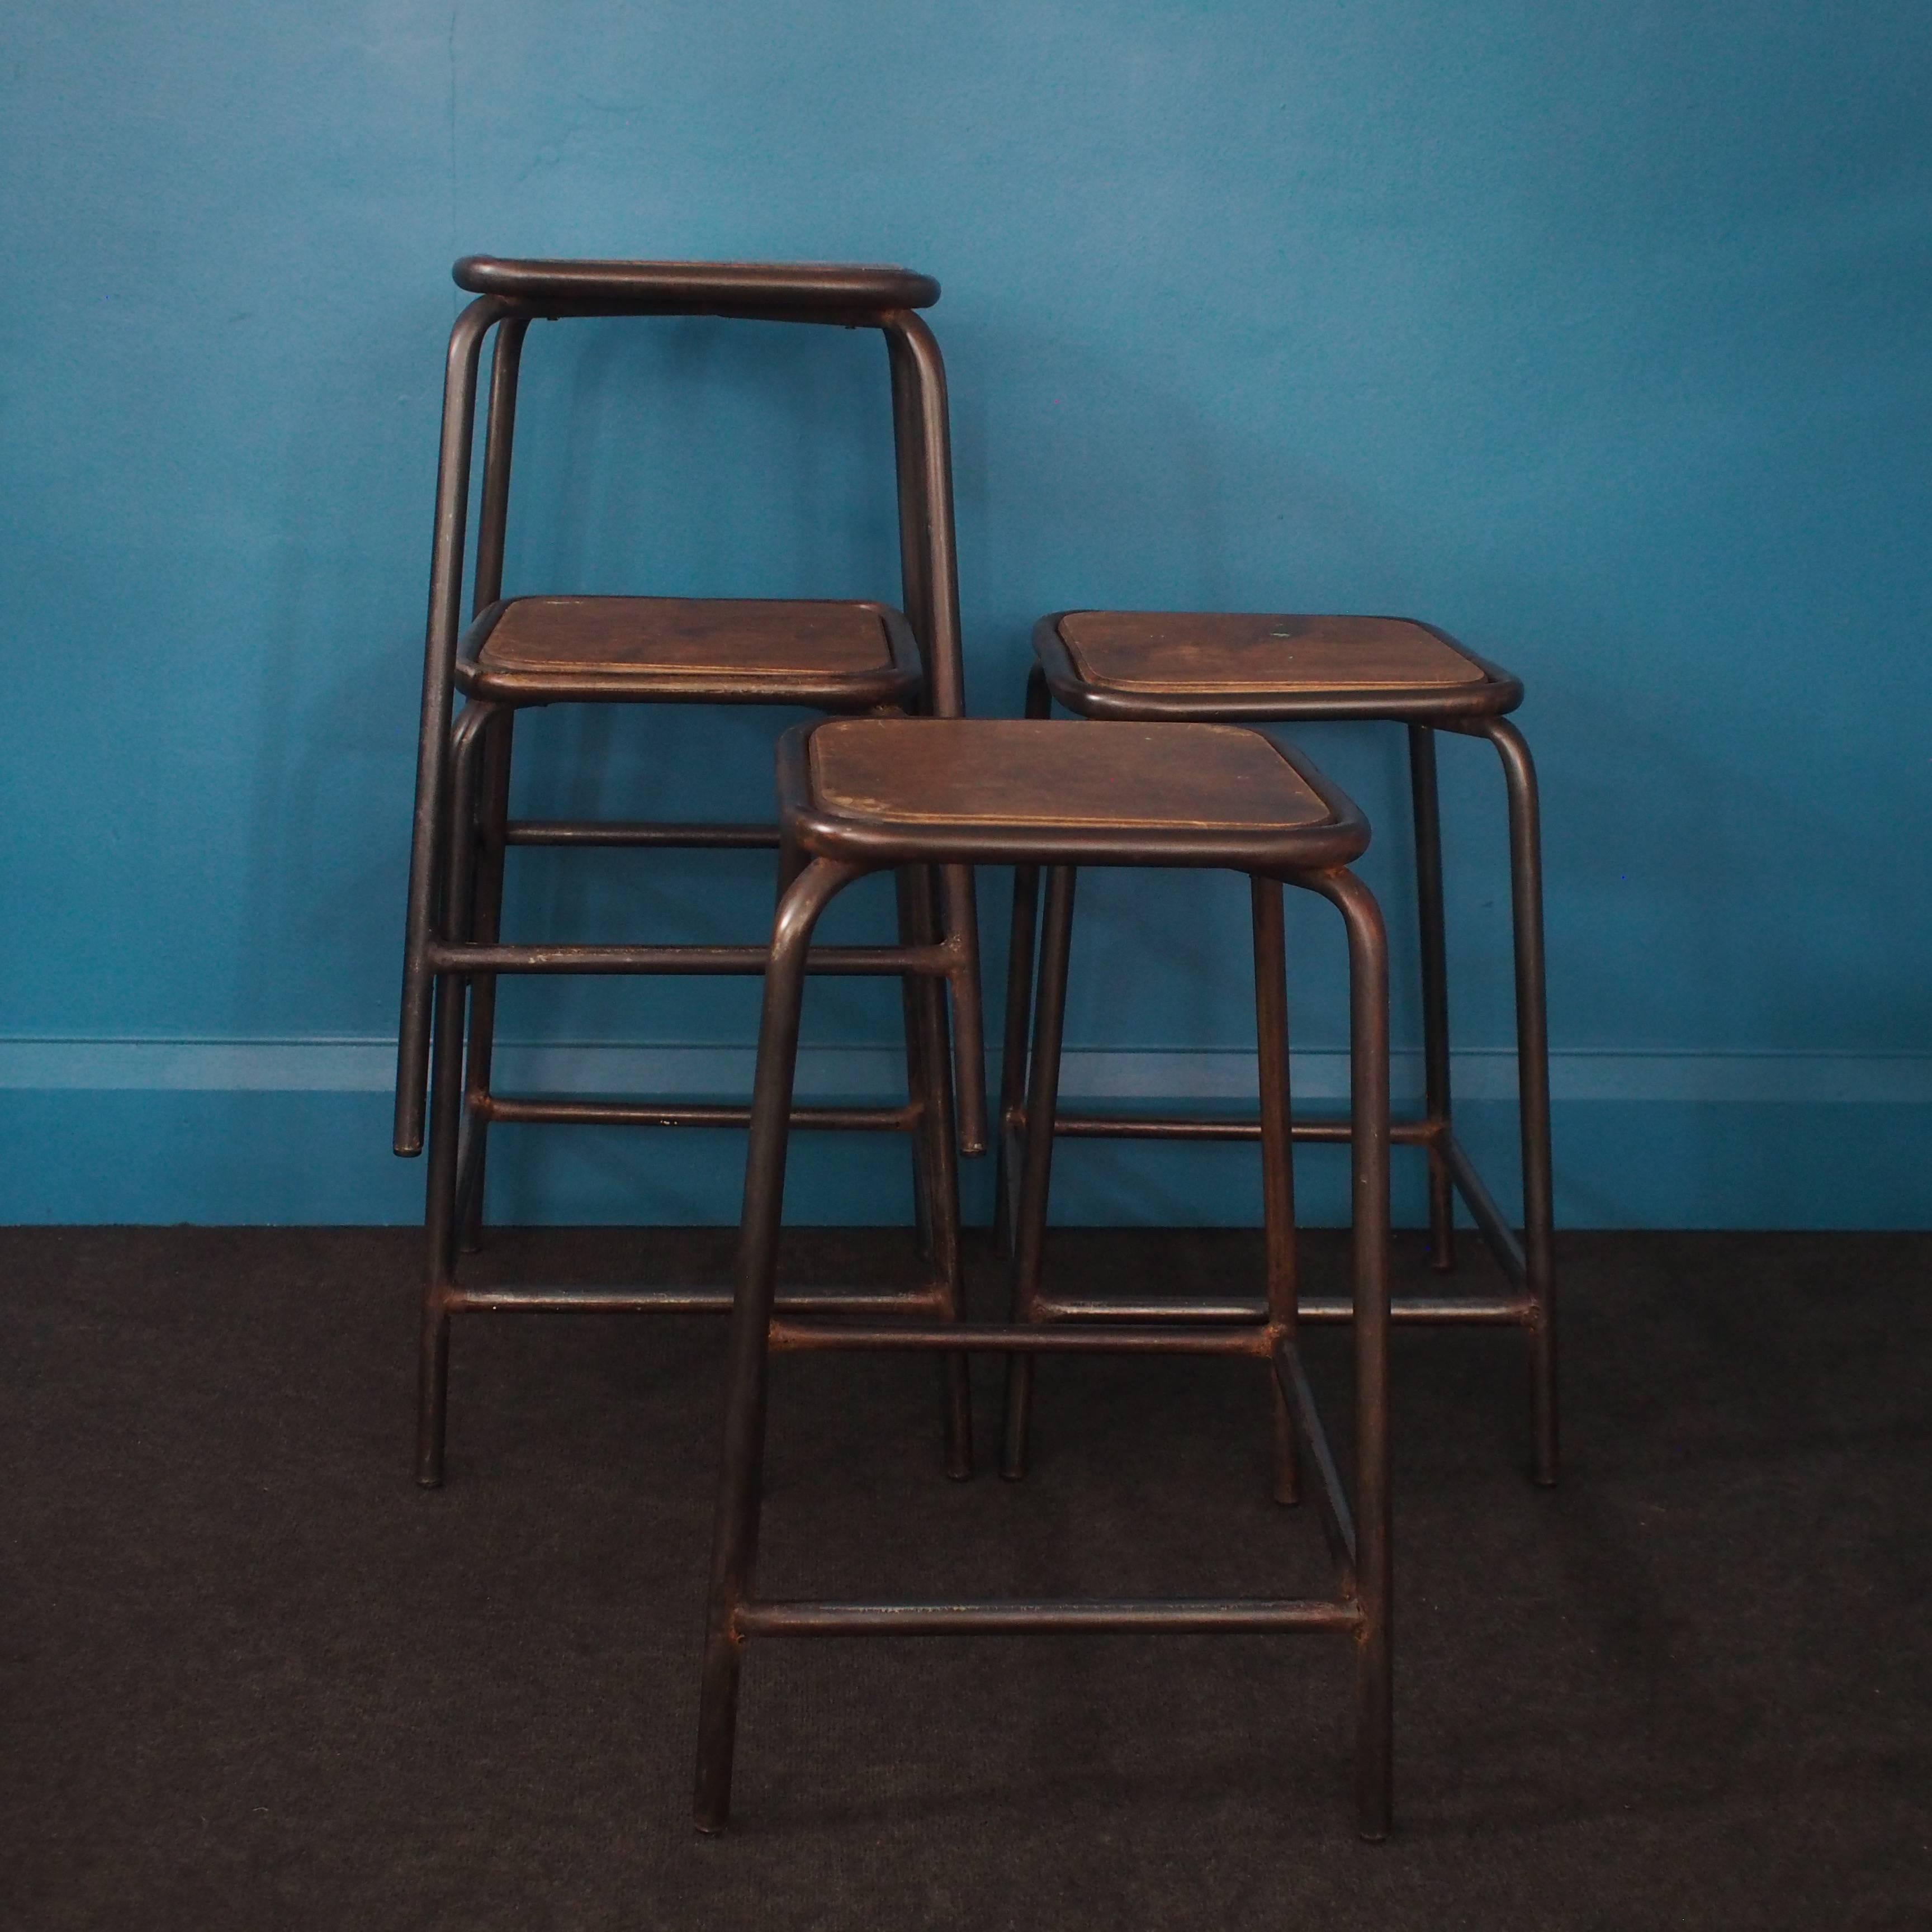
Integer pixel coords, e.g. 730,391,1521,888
3,1226,1928,1929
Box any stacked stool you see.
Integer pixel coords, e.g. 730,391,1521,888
694,716,1395,1839
394,258,986,1486
1000,612,1556,1483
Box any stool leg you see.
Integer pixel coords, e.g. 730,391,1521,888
993,857,1041,1258
416,702,490,1488
456,314,523,1253
460,708,515,1254
940,861,988,1157
894,868,936,1264
901,864,973,1479
416,977,463,1488
1001,864,1076,1482
1483,718,1558,1486
1319,866,1393,1841
396,299,498,1159
1408,726,1455,1273
993,666,1053,1257
1251,876,1300,1507
695,856,864,1835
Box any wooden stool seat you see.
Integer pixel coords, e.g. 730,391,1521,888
789,718,1366,871
1039,609,1521,722
813,716,1331,825
462,596,922,707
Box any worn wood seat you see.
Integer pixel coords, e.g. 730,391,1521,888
1038,610,1521,722
458,595,924,708
783,717,1368,871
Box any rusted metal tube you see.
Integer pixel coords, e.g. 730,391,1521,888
426,940,954,977
735,1597,1362,1637
444,1283,948,1318
1038,1111,1439,1145
897,866,973,1477
1312,865,1393,1842
1408,724,1456,1272
1253,872,1300,1504
694,857,864,1835
414,701,495,1486
395,296,504,1157
1002,864,1077,1477
477,1097,918,1131
1272,1337,1357,1589
1033,1294,1536,1325
993,664,1053,1252
1484,716,1558,1486
503,820,780,849
769,1320,1270,1356
459,709,515,1252
1443,1133,1528,1282
471,316,527,614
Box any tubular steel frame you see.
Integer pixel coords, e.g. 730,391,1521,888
690,721,1395,1841
394,261,986,1488
1000,637,1557,1486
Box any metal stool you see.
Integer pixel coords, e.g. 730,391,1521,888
999,612,1555,1484
395,258,986,1488
695,716,1394,1839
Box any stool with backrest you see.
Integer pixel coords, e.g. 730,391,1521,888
394,258,986,1488
693,715,1395,1839
997,612,1554,1484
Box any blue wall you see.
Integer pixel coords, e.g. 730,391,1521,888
3,1,1929,1227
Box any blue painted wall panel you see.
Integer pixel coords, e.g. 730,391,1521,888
2,2,1928,1225
7,1087,1928,1234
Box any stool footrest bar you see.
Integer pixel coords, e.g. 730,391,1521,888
1272,1339,1357,1583
1039,1110,1438,1146
1443,1132,1528,1284
735,1597,1362,1636
1303,1293,1536,1325
505,820,780,849
477,1095,918,1131
1036,1296,1267,1323
1033,1294,1537,1325
428,941,955,977
768,1321,1268,1355
443,1284,949,1316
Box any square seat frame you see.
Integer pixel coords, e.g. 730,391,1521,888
693,716,1396,1841
394,259,988,1488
